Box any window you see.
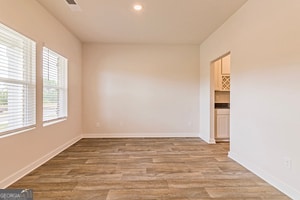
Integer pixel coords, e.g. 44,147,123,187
43,47,68,123
0,23,36,136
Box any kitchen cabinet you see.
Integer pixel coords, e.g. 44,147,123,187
221,54,230,75
215,109,230,141
214,54,230,91
214,59,222,91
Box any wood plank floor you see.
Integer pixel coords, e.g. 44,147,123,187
9,138,290,199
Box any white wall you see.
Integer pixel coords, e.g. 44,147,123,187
200,0,300,198
0,0,82,187
82,44,200,137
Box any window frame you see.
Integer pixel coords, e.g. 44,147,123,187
0,23,36,137
42,47,68,125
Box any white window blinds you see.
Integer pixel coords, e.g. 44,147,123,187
43,47,68,123
0,23,36,136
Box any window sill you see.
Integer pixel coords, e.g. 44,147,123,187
0,126,36,139
43,118,67,127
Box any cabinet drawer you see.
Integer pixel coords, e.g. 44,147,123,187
216,109,230,115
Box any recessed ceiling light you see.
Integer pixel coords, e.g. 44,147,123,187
133,4,143,11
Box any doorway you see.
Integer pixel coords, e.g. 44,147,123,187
210,53,230,143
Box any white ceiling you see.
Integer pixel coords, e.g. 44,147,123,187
36,0,247,44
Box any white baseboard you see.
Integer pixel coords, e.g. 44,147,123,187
0,132,200,188
209,138,216,144
2,135,298,199
0,135,81,188
228,151,300,199
82,132,199,138
197,133,211,144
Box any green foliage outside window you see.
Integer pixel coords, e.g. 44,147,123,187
0,89,8,106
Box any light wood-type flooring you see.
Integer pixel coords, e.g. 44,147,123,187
9,138,290,199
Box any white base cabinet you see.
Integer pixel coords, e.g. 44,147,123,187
215,109,230,141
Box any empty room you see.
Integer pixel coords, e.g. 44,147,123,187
0,0,299,199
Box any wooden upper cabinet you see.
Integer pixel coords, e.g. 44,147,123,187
214,59,222,91
221,54,230,75
214,54,230,91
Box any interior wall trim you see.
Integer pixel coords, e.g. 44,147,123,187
0,135,81,188
82,132,199,138
2,134,296,199
228,151,299,199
